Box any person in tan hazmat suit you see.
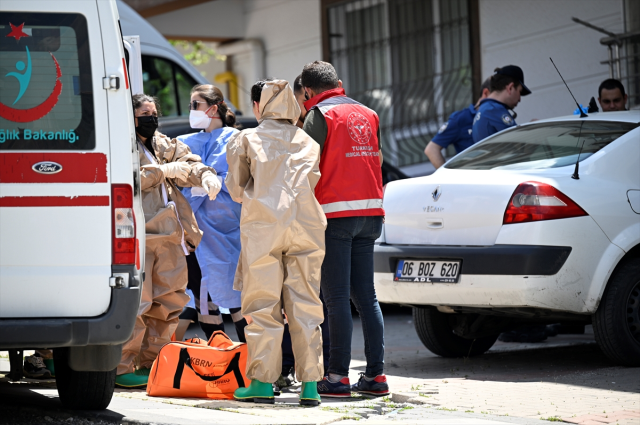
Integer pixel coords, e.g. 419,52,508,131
116,94,221,388
226,79,326,406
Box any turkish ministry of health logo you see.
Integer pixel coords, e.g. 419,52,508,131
347,112,372,145
0,22,63,123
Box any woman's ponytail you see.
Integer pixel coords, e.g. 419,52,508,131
218,101,237,128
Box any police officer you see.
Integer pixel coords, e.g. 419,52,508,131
598,78,628,112
472,65,531,143
424,78,491,169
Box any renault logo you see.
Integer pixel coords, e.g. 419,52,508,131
432,186,442,202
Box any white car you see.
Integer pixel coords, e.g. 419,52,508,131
375,111,640,366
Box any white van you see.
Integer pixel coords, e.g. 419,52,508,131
0,0,144,409
117,1,257,136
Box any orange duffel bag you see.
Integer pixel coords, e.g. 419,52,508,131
147,332,248,399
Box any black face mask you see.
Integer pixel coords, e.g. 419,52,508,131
136,115,158,139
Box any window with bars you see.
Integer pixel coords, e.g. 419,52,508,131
325,0,476,167
624,0,639,109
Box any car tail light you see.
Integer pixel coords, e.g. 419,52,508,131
503,181,587,224
112,184,137,264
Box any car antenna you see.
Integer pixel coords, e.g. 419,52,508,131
571,129,586,180
549,58,587,118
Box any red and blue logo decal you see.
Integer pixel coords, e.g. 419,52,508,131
0,22,62,123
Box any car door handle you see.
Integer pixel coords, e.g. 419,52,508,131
427,219,443,229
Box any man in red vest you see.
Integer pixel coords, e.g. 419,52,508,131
301,61,389,398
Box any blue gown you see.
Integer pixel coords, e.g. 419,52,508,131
178,127,242,311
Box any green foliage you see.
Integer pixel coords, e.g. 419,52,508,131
168,40,225,68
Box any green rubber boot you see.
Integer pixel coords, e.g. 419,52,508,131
43,358,55,378
300,381,321,406
234,379,275,404
115,367,150,388
134,367,151,377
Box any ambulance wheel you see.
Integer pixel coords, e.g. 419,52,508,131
413,306,498,357
54,348,116,410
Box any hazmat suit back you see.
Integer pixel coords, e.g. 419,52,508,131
225,80,327,383
118,132,214,375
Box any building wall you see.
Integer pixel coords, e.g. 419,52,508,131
479,0,625,123
145,0,246,39
244,0,322,82
229,0,322,112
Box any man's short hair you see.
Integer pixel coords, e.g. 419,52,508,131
301,61,339,93
293,74,303,95
251,78,273,104
480,77,491,95
598,78,626,98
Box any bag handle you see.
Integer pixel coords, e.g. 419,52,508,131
173,347,245,390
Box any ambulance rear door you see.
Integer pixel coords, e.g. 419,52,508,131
0,0,113,318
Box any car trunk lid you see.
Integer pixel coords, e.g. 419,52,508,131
383,170,525,246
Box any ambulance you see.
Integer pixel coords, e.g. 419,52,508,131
1,0,144,409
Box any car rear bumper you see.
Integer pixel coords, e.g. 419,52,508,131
374,217,625,314
0,268,140,349
374,244,572,275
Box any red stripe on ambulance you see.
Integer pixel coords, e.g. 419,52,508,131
0,196,110,207
0,153,108,183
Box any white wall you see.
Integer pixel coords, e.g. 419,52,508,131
479,0,625,123
219,0,322,113
144,0,322,114
243,0,322,83
146,0,245,39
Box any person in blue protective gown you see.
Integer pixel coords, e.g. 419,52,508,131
177,84,247,342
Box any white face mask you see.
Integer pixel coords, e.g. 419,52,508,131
189,110,212,129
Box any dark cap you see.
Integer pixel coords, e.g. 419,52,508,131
495,65,531,96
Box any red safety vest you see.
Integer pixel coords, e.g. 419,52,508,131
304,88,385,219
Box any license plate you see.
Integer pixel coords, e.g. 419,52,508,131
395,260,461,283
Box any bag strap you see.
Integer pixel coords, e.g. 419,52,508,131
173,347,245,390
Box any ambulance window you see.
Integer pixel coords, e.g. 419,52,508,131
142,56,177,116
0,13,94,150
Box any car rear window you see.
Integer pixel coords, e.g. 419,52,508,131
445,121,639,170
0,12,94,150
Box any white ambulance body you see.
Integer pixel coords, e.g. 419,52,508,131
0,0,143,409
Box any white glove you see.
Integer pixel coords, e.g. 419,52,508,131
201,173,222,201
159,162,191,180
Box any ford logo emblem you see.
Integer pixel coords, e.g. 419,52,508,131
32,161,63,174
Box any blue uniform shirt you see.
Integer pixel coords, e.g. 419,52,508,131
472,99,517,143
432,104,477,154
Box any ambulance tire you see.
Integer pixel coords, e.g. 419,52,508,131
54,348,116,410
413,306,498,358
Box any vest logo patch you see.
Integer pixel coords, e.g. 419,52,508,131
347,112,373,145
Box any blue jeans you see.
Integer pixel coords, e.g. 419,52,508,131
321,215,384,377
